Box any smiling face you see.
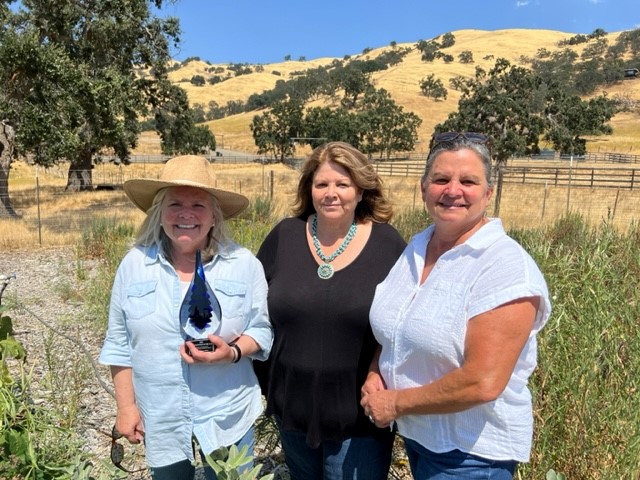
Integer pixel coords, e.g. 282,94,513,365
160,186,216,255
422,148,493,237
311,161,363,226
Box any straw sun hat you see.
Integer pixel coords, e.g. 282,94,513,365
123,155,249,219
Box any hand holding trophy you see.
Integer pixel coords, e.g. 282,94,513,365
180,250,222,352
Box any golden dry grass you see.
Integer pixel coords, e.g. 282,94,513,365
143,29,640,156
3,159,639,251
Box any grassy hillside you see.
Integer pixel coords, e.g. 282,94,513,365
137,29,640,155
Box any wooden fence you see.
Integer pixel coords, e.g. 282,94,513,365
502,165,639,189
371,163,640,190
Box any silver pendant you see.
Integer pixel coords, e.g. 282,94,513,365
317,263,334,279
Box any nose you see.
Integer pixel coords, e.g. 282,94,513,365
443,180,463,196
178,207,195,218
325,184,337,198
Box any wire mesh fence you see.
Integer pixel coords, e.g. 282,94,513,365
2,160,639,249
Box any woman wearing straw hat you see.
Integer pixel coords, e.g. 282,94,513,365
99,155,273,479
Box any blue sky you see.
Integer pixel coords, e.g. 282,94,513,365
159,0,639,64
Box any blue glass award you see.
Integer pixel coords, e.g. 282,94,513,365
180,250,222,352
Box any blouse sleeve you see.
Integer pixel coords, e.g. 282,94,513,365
467,240,551,332
98,257,133,367
240,253,273,361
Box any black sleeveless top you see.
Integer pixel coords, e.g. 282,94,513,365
256,216,406,447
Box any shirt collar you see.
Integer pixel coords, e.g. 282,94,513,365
413,217,505,254
140,242,239,267
464,218,505,250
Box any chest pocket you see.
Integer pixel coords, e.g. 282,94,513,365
213,280,247,321
124,280,157,320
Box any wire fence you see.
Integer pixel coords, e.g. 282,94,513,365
3,159,640,248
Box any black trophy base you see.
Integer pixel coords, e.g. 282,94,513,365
186,338,215,352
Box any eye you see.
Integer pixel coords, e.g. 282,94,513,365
431,177,449,185
461,178,480,186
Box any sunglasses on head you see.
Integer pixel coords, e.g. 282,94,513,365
103,426,146,474
429,132,491,149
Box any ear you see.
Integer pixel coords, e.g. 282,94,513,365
486,185,494,202
420,177,428,199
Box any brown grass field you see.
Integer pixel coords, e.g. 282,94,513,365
2,158,639,251
3,28,640,250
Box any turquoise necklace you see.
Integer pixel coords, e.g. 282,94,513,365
311,214,357,280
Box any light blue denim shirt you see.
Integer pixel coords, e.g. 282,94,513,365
99,243,273,468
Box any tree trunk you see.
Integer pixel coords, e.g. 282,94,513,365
66,149,94,191
0,121,19,219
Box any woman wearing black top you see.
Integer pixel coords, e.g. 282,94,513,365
256,142,406,480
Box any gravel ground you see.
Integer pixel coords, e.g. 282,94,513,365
1,246,404,479
0,246,150,477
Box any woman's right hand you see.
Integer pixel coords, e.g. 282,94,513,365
111,366,144,444
115,405,144,444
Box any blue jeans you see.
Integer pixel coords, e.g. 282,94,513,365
150,426,255,480
278,424,393,480
403,437,518,480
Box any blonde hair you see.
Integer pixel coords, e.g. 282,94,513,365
134,187,232,264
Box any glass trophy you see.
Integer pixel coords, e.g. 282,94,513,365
180,250,222,352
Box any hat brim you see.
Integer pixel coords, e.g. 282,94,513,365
124,178,249,219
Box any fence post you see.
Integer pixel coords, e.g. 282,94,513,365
412,185,417,210
541,182,548,221
35,171,42,246
566,164,573,214
612,189,620,221
269,170,274,200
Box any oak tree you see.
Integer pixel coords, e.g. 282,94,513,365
0,0,210,216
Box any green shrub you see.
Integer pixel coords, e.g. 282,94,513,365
1,308,103,479
203,444,274,479
516,214,640,479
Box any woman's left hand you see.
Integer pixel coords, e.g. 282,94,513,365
360,389,399,428
179,335,235,364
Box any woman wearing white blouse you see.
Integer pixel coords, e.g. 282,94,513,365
361,132,551,480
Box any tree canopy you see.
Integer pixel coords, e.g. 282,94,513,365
0,0,213,216
436,58,615,213
250,86,422,161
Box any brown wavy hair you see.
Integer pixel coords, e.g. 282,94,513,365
292,141,393,222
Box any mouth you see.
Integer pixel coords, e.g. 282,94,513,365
438,202,467,209
175,224,198,230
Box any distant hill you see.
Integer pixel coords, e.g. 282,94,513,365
139,29,640,155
